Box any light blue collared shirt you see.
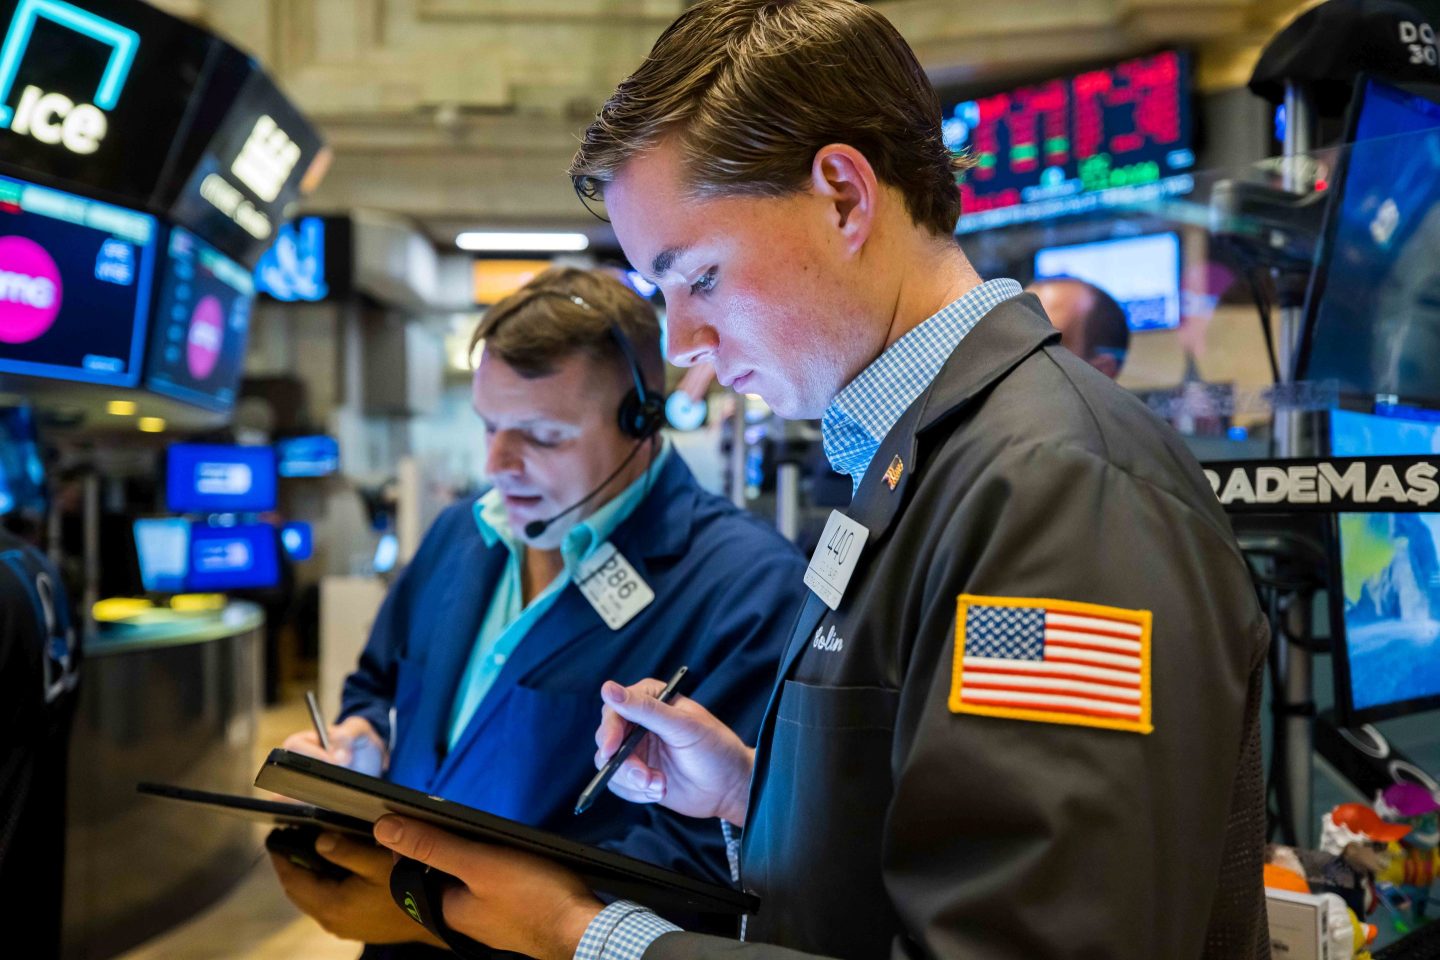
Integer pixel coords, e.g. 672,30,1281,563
447,442,671,748
821,278,1023,492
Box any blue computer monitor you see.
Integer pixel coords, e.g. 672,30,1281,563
1298,79,1440,404
255,217,330,302
165,444,277,514
280,521,313,561
187,523,280,591
1033,233,1182,331
0,405,46,517
275,435,339,478
1328,407,1440,722
133,518,191,593
144,227,255,412
0,173,157,386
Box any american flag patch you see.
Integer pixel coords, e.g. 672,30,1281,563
949,594,1153,734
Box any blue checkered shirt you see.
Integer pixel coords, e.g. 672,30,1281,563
571,278,1024,960
822,278,1023,492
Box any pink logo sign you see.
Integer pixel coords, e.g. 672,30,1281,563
0,236,63,345
186,295,224,380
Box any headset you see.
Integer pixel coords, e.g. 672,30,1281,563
494,291,663,539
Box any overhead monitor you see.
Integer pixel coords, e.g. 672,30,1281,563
254,215,329,302
187,521,278,591
1033,233,1182,331
143,226,253,412
0,0,215,205
945,50,1195,233
1297,79,1440,404
0,171,155,385
280,520,312,561
275,434,338,478
0,403,44,515
165,443,276,514
1328,407,1440,723
167,63,328,267
132,516,188,592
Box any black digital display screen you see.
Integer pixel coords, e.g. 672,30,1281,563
944,51,1195,233
168,66,327,267
0,171,155,386
144,226,253,411
0,0,215,206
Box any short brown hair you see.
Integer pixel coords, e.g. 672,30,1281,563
570,0,972,237
470,267,663,389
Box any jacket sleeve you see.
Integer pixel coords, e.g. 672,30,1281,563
646,441,1268,959
338,503,472,744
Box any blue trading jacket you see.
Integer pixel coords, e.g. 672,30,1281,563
340,454,806,951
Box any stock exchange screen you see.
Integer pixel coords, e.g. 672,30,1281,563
946,51,1194,233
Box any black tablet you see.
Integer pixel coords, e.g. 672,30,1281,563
254,748,759,916
137,781,374,837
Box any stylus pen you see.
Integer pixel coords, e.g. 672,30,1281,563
575,666,688,815
306,690,331,755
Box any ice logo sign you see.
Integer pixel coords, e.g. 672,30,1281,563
0,0,139,155
0,235,61,343
186,295,223,380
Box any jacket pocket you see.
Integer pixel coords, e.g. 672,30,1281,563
775,679,899,731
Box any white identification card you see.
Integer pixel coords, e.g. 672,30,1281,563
804,510,869,611
576,541,655,630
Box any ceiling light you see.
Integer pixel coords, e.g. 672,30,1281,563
107,399,137,416
456,231,589,252
138,417,166,433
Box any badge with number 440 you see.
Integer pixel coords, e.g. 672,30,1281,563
804,510,869,610
576,542,655,629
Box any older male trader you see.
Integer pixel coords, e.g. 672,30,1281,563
272,267,805,958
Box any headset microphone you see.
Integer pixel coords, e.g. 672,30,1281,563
522,437,649,539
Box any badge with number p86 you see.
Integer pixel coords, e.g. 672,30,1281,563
575,541,655,629
804,510,869,610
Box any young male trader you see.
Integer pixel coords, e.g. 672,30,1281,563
364,3,1271,958
271,267,805,957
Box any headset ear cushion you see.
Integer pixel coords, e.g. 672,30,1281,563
618,389,664,439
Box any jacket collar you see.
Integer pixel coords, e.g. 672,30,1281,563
840,292,1059,549
917,292,1059,434
606,447,700,564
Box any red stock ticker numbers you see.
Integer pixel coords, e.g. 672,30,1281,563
945,51,1195,232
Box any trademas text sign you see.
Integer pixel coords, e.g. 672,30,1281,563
1203,456,1440,513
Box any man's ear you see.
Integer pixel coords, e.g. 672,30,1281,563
810,144,878,256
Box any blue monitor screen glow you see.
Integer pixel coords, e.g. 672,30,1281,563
144,227,254,412
280,521,312,560
1034,233,1181,331
254,217,328,302
1300,80,1440,404
187,522,278,591
133,518,190,593
373,532,398,574
1329,408,1440,720
0,173,156,386
165,443,276,514
275,435,338,477
0,404,44,516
